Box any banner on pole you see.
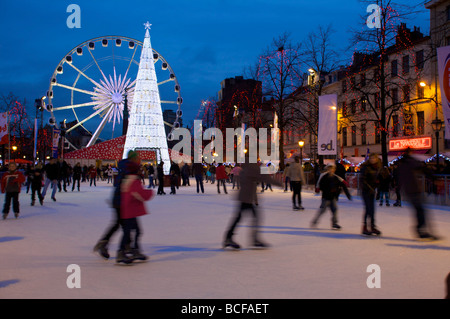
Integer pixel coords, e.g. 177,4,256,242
52,128,60,158
0,112,9,145
437,45,450,138
318,94,338,155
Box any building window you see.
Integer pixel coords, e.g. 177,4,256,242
351,99,357,114
416,50,424,70
375,123,381,144
361,124,366,145
403,85,410,102
351,125,357,146
342,127,347,147
417,111,424,135
350,76,356,89
360,97,367,112
391,88,399,106
374,92,380,109
392,115,399,137
402,55,409,75
360,73,366,87
417,83,425,99
391,59,398,77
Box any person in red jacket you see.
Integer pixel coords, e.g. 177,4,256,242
2,162,26,219
117,159,154,265
215,163,228,194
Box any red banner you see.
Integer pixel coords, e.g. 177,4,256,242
388,136,432,151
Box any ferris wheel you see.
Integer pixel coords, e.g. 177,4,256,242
46,35,183,149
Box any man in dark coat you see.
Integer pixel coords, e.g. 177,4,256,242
42,158,60,202
157,161,166,195
398,148,439,240
223,160,282,249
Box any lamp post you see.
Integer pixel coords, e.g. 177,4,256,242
431,118,444,172
12,145,17,163
298,140,305,166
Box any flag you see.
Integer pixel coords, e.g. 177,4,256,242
52,128,60,158
318,94,338,155
0,112,9,145
437,45,450,137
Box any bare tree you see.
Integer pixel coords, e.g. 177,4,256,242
291,25,341,162
346,0,428,166
247,32,304,169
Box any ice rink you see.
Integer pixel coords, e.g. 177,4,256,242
1,179,449,299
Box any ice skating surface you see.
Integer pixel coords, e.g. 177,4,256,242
1,180,449,299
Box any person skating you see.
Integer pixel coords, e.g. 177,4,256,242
117,159,154,265
30,163,44,206
193,162,205,194
72,162,81,191
89,166,97,187
1,162,26,219
391,163,402,207
93,150,139,259
231,164,242,190
360,153,382,236
311,164,351,230
41,157,59,202
216,163,228,194
181,163,190,186
397,147,440,241
286,156,306,210
147,163,155,189
377,166,392,206
169,169,178,194
157,161,166,195
223,158,282,250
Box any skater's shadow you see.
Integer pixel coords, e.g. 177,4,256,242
385,243,450,251
0,236,24,243
0,279,20,288
254,225,418,242
147,245,223,262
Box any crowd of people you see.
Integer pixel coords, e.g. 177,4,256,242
1,148,446,261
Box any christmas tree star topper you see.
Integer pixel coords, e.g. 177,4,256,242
143,21,152,30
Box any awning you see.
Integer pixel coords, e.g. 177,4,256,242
388,149,431,156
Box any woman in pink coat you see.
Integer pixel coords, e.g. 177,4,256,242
117,161,154,265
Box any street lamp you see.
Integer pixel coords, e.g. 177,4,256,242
12,145,17,163
298,140,305,166
431,118,444,171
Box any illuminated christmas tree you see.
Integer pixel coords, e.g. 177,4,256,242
122,22,171,174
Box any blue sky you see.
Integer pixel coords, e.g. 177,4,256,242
0,0,429,137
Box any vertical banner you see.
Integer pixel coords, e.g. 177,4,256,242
318,94,338,155
437,45,450,138
52,128,60,158
0,112,9,145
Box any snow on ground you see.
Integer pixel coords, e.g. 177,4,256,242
1,179,449,299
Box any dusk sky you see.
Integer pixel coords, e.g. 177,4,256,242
0,0,429,137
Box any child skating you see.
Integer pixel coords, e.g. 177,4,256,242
311,164,351,230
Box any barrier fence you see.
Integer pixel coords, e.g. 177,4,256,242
275,171,450,207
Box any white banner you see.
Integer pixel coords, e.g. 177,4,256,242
437,45,450,138
318,94,338,155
